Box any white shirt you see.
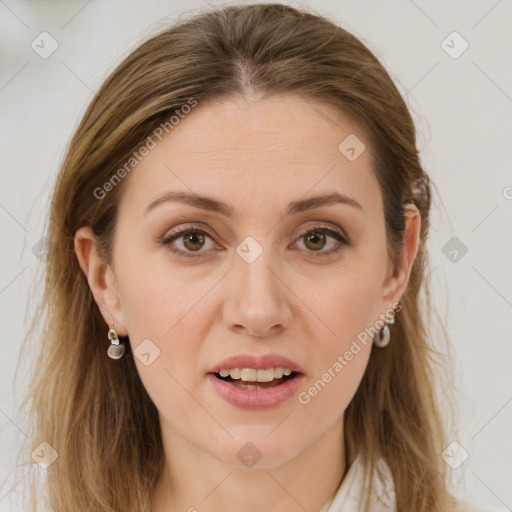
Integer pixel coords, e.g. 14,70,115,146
319,452,396,512
318,452,505,512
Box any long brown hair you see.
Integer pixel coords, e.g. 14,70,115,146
16,3,456,511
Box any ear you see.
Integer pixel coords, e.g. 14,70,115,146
379,203,421,312
74,226,129,336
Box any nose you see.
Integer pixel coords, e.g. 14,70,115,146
222,246,293,338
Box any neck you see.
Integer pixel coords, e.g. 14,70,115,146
151,417,346,512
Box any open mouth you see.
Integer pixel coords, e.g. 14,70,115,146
213,371,300,390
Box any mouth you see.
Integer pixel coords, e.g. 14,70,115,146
211,369,302,390
207,368,305,409
207,354,305,409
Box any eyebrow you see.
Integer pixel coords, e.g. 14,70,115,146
145,190,363,217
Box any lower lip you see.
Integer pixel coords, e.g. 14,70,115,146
206,373,305,410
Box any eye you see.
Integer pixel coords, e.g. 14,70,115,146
161,227,218,258
293,225,348,257
160,224,348,259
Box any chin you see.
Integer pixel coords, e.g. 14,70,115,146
213,436,303,469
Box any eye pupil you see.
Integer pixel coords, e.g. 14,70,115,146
305,231,326,251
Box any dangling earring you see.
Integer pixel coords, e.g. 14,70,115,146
373,307,397,348
107,320,126,360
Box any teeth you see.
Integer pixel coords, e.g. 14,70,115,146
217,367,294,382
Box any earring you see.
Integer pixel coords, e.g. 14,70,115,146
107,321,126,360
373,307,397,348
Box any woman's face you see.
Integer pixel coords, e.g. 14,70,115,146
81,93,418,469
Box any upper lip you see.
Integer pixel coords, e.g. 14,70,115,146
209,353,305,374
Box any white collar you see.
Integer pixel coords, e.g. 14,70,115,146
319,452,397,512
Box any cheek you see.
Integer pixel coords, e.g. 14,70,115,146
297,291,374,429
309,261,384,354
115,243,212,340
114,249,214,400
297,264,382,414
298,344,371,427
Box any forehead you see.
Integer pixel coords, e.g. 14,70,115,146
156,94,367,162
117,93,380,220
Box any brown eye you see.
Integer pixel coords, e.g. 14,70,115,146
162,228,217,258
295,227,348,257
181,231,206,251
303,231,327,251
161,224,348,260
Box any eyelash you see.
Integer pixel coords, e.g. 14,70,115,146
160,224,348,259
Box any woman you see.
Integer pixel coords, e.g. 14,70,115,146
18,3,500,511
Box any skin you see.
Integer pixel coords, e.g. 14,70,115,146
74,93,420,512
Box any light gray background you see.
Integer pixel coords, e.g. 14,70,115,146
1,0,511,510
